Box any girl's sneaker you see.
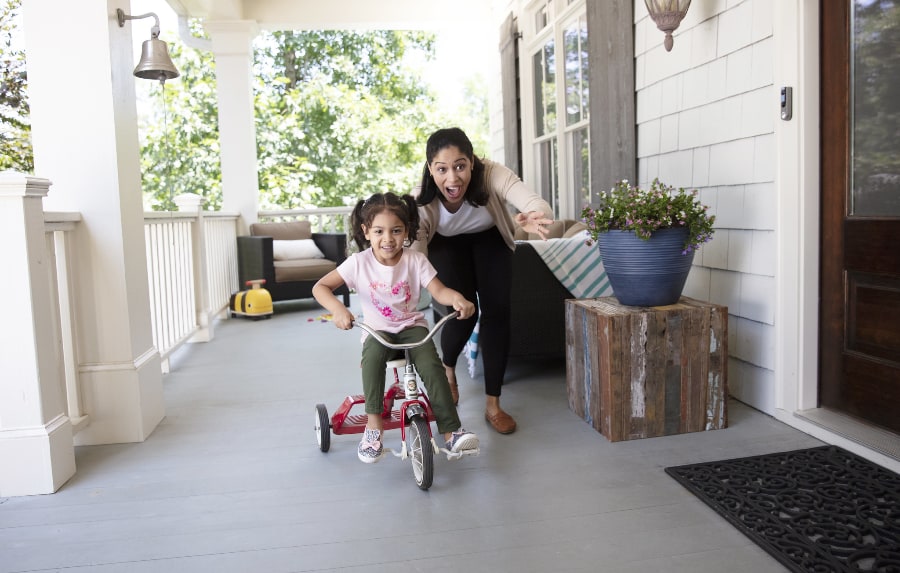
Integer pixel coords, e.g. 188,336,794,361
358,428,384,463
445,428,479,454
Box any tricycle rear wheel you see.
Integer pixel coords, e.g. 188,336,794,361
315,403,330,452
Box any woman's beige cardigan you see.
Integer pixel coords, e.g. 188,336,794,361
412,158,553,255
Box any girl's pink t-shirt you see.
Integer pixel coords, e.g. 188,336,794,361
337,248,437,335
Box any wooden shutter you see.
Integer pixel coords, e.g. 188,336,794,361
499,13,522,176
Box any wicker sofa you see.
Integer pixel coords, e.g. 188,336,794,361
432,219,587,360
236,221,350,306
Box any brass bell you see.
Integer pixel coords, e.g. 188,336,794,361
116,8,180,85
133,37,179,84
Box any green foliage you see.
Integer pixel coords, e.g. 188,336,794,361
3,10,490,213
0,0,31,172
139,22,221,211
252,30,442,210
581,179,715,254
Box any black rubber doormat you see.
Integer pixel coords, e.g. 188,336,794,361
665,445,900,572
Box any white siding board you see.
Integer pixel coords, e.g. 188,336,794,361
740,272,775,324
637,81,662,123
713,185,744,228
690,18,719,67
683,265,712,301
749,230,777,276
637,119,661,157
708,59,728,102
703,229,729,269
717,1,753,56
751,37,774,87
741,88,774,138
743,183,776,230
692,145,711,187
725,47,754,97
679,108,702,149
753,133,776,183
681,66,710,110
709,139,755,184
657,150,694,188
660,75,684,116
752,0,774,42
710,268,741,312
660,114,679,153
727,228,753,272
734,316,775,370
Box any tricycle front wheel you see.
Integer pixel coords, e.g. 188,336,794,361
407,415,434,490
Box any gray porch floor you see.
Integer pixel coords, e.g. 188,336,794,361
0,296,824,573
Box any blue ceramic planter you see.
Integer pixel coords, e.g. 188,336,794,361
596,227,694,307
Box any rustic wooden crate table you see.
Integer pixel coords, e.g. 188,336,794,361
565,296,728,442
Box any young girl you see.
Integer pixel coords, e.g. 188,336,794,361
312,192,479,464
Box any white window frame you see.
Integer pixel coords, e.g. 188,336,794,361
519,0,588,219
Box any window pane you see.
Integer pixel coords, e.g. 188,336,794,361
533,40,556,137
538,137,560,217
851,0,900,216
564,16,589,126
571,126,591,208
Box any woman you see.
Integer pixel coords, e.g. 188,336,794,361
413,127,553,434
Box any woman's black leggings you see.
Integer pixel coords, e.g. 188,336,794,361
427,227,512,397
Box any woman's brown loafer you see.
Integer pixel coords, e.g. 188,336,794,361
485,409,517,434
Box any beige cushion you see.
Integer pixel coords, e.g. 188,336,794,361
562,221,588,238
274,259,337,282
250,220,312,240
515,219,587,241
272,239,325,260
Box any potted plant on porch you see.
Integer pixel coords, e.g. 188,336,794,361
581,178,715,307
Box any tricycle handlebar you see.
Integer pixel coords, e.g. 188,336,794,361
353,311,460,350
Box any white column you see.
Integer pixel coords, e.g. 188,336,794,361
0,173,76,496
22,0,164,445
205,20,261,234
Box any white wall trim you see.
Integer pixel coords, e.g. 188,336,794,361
773,0,820,417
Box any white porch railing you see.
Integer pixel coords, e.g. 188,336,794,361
43,205,240,434
42,204,352,437
258,207,353,233
43,211,89,434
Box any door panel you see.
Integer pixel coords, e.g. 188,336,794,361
820,0,900,434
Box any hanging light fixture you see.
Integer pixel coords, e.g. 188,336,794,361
116,8,180,84
644,0,692,52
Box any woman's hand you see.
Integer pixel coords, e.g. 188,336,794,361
516,211,555,240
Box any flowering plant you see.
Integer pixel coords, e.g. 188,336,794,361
581,178,715,254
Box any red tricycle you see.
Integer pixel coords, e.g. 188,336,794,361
314,311,478,490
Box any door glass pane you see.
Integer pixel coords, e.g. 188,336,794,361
538,137,560,217
533,41,556,137
564,16,589,126
851,0,900,216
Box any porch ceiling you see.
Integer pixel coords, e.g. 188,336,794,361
164,0,492,30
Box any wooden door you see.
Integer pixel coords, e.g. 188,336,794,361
820,0,900,434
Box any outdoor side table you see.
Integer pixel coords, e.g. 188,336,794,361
565,296,728,442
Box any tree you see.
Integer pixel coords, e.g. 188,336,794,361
139,28,446,211
0,0,31,173
252,30,442,210
138,23,222,211
5,11,489,212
